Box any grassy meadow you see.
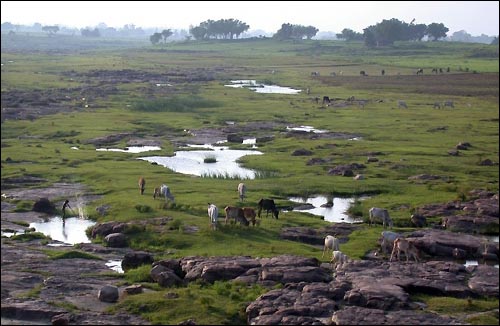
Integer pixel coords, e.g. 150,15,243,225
1,34,499,324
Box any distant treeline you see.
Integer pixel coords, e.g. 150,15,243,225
1,18,498,46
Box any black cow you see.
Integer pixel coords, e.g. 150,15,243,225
257,198,279,219
322,96,331,105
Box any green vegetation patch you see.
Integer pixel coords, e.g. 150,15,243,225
111,280,268,325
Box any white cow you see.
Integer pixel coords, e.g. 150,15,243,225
322,235,340,258
380,231,401,255
331,250,348,269
160,184,175,204
444,100,454,108
397,100,408,109
369,207,393,229
207,203,218,231
237,182,246,201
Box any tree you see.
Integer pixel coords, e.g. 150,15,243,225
189,19,249,40
42,25,59,36
426,23,449,41
150,32,162,45
336,28,363,41
408,24,427,41
161,29,173,43
81,28,100,37
273,23,318,40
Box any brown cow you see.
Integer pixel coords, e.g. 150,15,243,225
138,177,146,195
242,207,257,226
224,206,249,226
390,238,419,262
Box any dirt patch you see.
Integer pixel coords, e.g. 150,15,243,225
317,72,499,98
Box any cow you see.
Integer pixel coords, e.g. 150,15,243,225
416,68,423,75
159,184,175,204
331,250,349,269
433,102,441,109
390,238,419,262
257,198,279,219
380,231,401,255
360,70,366,76
311,71,320,76
322,235,340,258
444,100,454,108
242,207,257,226
369,207,393,229
381,69,385,76
237,183,246,201
224,206,250,226
153,187,161,199
138,177,146,195
208,203,219,231
397,100,408,109
322,96,331,105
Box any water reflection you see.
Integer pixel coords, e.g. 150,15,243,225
289,195,365,223
96,146,161,153
30,216,95,245
106,260,124,273
139,145,263,179
286,125,329,133
225,80,301,94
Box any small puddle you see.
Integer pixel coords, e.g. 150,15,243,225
96,146,161,153
225,80,301,94
29,216,95,245
288,195,366,223
106,259,124,273
286,125,329,133
139,144,263,179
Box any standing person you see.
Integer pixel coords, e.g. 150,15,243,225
62,199,72,218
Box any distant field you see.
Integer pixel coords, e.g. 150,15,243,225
1,33,498,324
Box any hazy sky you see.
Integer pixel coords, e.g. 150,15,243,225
1,1,499,36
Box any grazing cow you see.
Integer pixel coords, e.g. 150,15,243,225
257,198,279,219
322,235,340,258
237,183,246,201
416,68,423,75
153,187,161,199
381,69,385,76
444,100,454,108
160,184,175,204
311,71,320,76
359,70,366,76
380,231,401,255
410,214,427,228
397,100,408,109
322,96,331,105
208,203,219,230
224,206,250,226
138,177,146,195
433,102,441,109
242,207,257,226
331,250,349,269
369,207,393,229
390,238,419,262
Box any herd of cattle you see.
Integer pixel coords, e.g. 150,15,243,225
138,177,417,268
138,179,279,230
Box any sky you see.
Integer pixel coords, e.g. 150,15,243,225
1,1,499,36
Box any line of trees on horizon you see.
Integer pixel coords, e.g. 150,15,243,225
1,18,498,45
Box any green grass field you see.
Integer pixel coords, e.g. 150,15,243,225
2,34,498,324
